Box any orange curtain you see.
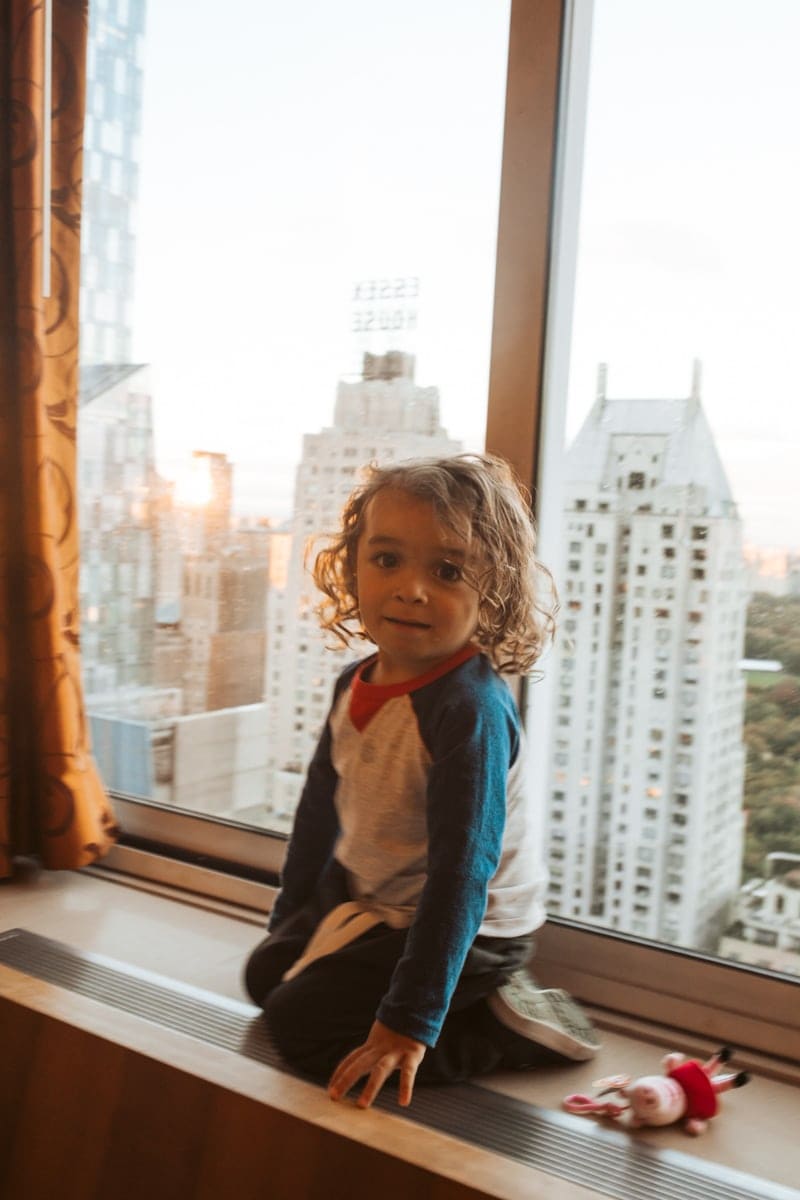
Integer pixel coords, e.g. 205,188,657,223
0,0,118,877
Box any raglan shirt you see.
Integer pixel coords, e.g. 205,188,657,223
269,646,547,1047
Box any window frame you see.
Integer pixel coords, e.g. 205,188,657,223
97,0,799,1063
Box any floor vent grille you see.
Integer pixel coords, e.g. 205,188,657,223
1,928,795,1200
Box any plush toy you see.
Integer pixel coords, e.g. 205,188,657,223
563,1047,749,1136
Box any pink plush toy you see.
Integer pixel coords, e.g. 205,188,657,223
563,1047,749,1136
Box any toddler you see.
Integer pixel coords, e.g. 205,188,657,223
245,453,598,1107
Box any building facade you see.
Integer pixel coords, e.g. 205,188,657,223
80,0,146,365
264,351,460,829
78,363,157,699
719,853,800,976
546,366,747,951
182,551,269,714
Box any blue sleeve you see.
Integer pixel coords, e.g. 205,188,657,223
376,675,519,1045
268,664,358,929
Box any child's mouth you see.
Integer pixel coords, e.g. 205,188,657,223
385,616,431,630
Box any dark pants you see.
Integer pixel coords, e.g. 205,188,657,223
244,863,566,1086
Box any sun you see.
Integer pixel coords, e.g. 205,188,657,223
173,456,213,508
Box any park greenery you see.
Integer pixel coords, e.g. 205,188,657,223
742,593,800,878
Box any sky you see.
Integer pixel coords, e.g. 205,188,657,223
131,0,800,549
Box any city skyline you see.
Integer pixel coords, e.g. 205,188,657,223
126,0,800,550
76,327,800,966
71,0,800,972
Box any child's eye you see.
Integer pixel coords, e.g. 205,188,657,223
372,551,399,569
436,561,463,583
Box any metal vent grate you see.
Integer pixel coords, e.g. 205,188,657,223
1,928,796,1200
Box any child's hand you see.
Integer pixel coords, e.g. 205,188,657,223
328,1019,426,1109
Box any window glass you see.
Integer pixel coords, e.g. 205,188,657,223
78,2,511,831
546,0,800,974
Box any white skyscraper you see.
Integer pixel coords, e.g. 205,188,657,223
265,351,460,828
546,364,747,952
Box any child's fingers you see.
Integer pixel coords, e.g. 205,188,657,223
326,1060,364,1104
397,1058,419,1107
329,1046,396,1103
356,1057,397,1108
327,1047,367,1099
328,1022,426,1106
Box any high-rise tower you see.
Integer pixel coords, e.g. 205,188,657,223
79,363,156,698
264,351,460,828
78,3,151,700
80,0,146,364
546,364,747,951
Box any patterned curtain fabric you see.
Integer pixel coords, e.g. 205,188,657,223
0,0,118,877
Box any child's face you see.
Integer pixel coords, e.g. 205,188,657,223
355,487,481,685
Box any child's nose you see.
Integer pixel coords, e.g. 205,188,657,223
394,570,427,602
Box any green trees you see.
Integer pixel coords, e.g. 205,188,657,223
745,593,800,675
742,594,800,878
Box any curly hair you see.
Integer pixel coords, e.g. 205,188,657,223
312,453,558,674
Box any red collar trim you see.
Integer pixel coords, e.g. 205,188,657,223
349,644,480,731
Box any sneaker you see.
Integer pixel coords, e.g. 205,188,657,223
487,970,600,1061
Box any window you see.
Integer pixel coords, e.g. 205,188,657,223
79,0,511,837
527,0,799,1054
79,0,799,1061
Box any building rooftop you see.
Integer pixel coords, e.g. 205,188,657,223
79,363,147,406
565,364,737,516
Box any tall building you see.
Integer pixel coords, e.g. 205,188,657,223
80,0,146,365
264,351,460,828
78,363,157,699
188,451,235,551
149,452,272,713
546,364,747,951
182,549,268,714
78,0,153,703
